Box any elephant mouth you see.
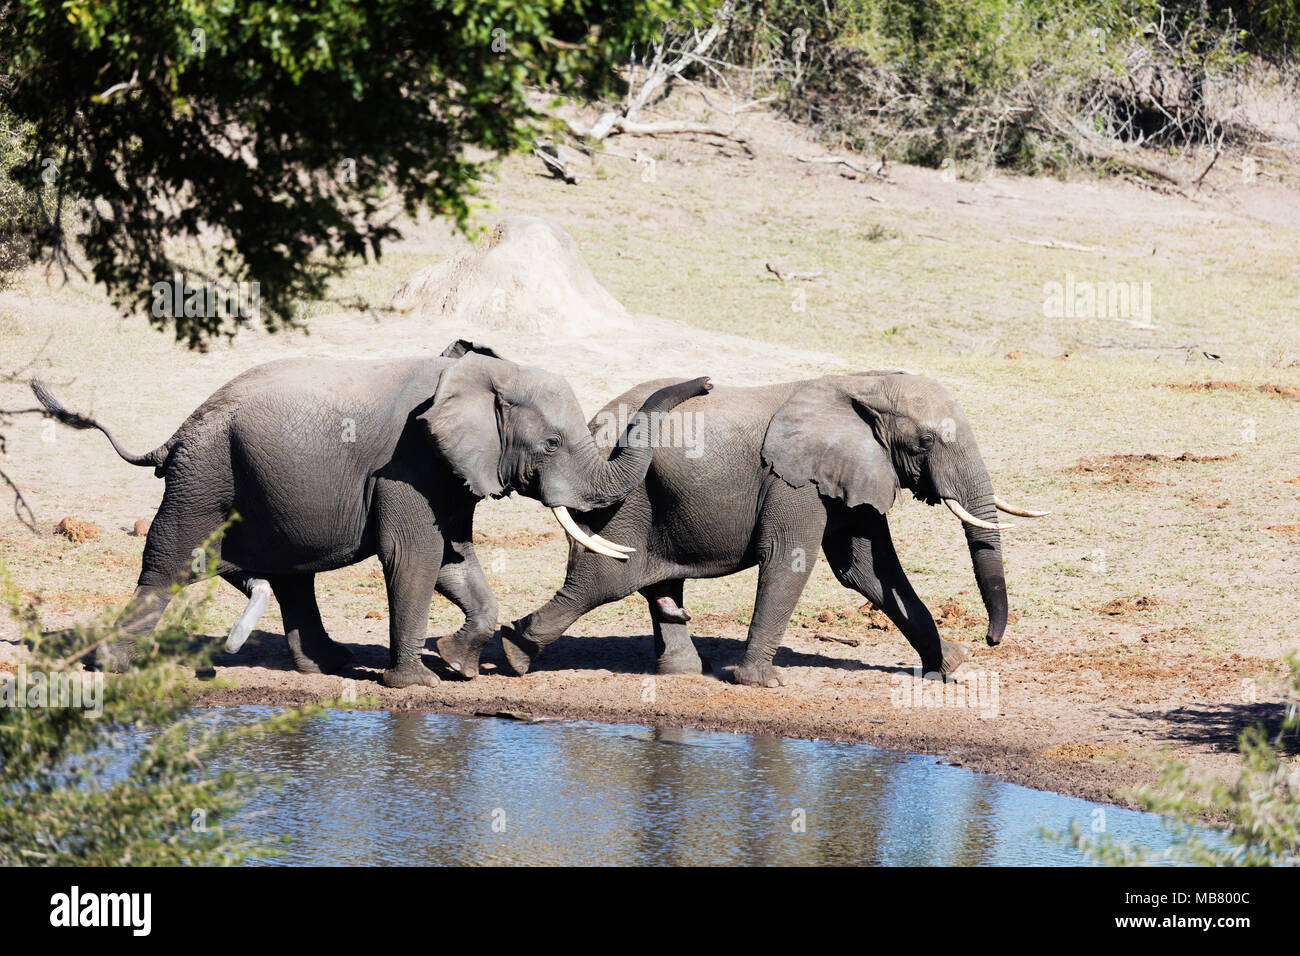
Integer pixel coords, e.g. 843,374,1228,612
908,472,942,506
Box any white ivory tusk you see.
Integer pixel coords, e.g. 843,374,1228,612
943,498,1014,531
551,507,632,560
589,533,635,554
225,578,272,653
994,496,1051,518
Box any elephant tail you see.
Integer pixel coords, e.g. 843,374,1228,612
31,381,171,473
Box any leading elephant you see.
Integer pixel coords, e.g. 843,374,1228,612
490,370,1047,687
32,341,711,687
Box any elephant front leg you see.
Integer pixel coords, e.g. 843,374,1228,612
500,595,586,677
734,557,816,688
375,492,443,689
823,513,967,678
378,554,442,688
733,486,826,688
433,532,498,680
502,535,644,676
641,580,704,675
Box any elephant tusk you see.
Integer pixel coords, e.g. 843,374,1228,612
551,507,633,560
589,533,635,554
994,496,1051,518
944,498,1014,531
225,578,272,653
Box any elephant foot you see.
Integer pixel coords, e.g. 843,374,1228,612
730,661,784,688
499,622,544,677
93,639,137,673
653,596,691,624
436,631,489,680
290,637,353,676
381,661,441,689
657,649,704,676
939,638,969,677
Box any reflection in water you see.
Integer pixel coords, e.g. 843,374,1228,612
208,708,1186,866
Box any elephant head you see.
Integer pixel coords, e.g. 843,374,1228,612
761,371,1046,647
422,341,711,558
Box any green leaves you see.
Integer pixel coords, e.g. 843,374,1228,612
0,0,702,347
1057,653,1300,866
0,558,317,866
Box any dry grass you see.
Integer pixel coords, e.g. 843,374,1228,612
1,100,1298,795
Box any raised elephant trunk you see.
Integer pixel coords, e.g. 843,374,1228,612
571,377,711,510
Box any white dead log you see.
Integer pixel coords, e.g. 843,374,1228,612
561,0,739,145
765,262,824,282
533,140,580,184
1016,237,1101,252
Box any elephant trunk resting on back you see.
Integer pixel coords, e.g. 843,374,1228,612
32,340,711,686
480,370,1046,687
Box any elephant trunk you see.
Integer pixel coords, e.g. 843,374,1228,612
952,461,1009,647
572,377,711,509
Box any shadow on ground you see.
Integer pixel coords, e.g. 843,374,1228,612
1144,700,1299,756
209,628,918,683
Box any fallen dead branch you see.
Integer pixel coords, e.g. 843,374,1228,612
557,0,752,153
765,262,824,282
812,632,861,647
532,140,580,184
1040,111,1189,192
794,153,888,178
1016,237,1101,252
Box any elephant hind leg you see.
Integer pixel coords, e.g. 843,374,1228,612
640,579,703,676
103,484,230,670
267,574,352,675
821,510,963,677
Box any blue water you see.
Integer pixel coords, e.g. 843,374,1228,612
200,707,1197,865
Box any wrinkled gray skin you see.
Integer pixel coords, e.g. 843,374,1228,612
494,371,1010,688
33,342,710,687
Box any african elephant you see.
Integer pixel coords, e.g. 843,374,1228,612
32,341,711,687
490,371,1046,687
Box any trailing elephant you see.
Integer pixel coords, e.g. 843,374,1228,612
489,371,1047,687
32,341,710,687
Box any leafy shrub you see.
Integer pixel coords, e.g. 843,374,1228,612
0,551,315,866
0,105,38,291
1061,653,1300,866
711,1,1257,173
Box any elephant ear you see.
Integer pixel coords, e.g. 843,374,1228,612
761,377,898,514
418,353,510,498
440,339,505,360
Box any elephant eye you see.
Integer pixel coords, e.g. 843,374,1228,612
543,435,561,451
919,433,935,451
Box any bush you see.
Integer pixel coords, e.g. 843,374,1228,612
0,105,38,291
1059,653,1300,866
0,548,315,866
711,1,1257,173
1211,0,1300,57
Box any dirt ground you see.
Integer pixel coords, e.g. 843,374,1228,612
2,96,1298,809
